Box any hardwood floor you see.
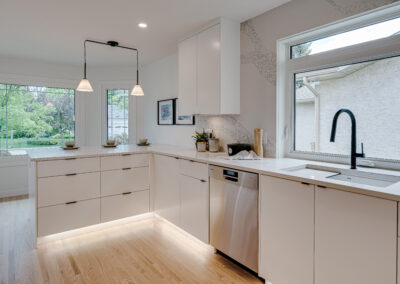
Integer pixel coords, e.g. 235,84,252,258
0,197,263,284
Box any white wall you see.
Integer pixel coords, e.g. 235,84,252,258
138,54,196,148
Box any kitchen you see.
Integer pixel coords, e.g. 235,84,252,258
1,0,400,283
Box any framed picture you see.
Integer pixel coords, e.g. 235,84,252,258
157,99,175,125
174,99,195,125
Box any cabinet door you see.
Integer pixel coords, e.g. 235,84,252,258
178,36,197,115
259,175,314,284
180,174,209,243
197,24,220,115
315,188,397,284
154,155,180,226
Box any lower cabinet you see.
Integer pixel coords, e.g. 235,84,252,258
315,187,397,284
179,174,209,243
259,175,314,284
101,190,150,223
154,155,180,226
38,198,100,237
154,154,209,243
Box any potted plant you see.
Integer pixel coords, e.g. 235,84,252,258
192,130,208,152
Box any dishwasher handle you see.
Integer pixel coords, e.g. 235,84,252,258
224,176,238,182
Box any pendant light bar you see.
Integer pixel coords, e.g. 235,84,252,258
76,40,144,96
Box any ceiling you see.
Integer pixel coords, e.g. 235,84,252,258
0,0,289,67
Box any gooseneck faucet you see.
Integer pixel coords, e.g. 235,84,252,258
330,109,365,169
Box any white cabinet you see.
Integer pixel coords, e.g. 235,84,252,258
315,187,397,284
100,154,149,171
38,198,100,237
178,158,208,181
197,24,220,114
101,167,149,197
38,172,100,207
37,157,100,177
154,155,180,226
259,175,314,284
178,36,197,115
179,174,209,243
101,190,149,223
178,18,240,115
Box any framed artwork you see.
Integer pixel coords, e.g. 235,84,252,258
174,99,195,125
157,99,175,125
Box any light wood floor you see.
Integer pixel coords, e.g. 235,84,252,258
0,197,263,284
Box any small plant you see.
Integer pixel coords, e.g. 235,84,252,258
192,130,208,143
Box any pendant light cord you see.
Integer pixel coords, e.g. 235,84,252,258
83,40,139,84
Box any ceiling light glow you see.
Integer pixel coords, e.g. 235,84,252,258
138,22,148,28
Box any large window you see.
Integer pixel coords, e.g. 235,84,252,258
107,89,129,144
0,83,75,149
278,3,400,167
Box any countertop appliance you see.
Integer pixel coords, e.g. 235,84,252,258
227,143,252,156
209,165,259,272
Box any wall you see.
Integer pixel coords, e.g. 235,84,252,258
140,0,398,156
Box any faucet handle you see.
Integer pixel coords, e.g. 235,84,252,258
360,142,365,158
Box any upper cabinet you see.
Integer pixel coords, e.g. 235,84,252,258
178,18,240,115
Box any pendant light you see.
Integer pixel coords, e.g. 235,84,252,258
76,40,144,96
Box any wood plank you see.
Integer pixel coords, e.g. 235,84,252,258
0,197,262,283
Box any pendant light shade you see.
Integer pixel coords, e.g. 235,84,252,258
131,84,144,96
77,78,93,92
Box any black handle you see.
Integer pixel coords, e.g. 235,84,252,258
122,191,132,195
122,153,132,156
200,179,207,183
301,182,310,185
175,157,179,160
65,173,77,176
65,158,77,160
122,167,132,170
224,176,238,182
66,201,77,205
317,185,327,188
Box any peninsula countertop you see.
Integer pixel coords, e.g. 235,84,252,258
22,144,400,201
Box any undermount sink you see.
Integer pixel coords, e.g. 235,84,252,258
283,164,400,188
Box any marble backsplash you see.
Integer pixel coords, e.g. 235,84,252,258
195,115,272,156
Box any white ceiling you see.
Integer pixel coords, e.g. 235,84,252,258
0,0,289,67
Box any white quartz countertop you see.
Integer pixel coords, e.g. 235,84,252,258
23,144,400,201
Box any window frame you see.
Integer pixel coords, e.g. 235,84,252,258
277,2,400,170
106,89,129,144
0,75,79,150
101,82,137,145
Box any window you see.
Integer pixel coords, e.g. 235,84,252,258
291,17,400,59
0,83,75,149
107,89,129,144
294,55,400,160
278,3,400,167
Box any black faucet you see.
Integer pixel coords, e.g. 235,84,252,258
330,109,365,169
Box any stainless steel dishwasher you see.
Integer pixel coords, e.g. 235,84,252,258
209,165,259,273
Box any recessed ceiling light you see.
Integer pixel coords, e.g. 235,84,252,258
138,22,148,28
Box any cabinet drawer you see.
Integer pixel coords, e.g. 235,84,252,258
38,198,100,237
37,157,100,178
100,154,149,171
101,167,149,197
179,159,208,181
38,172,100,207
101,190,150,223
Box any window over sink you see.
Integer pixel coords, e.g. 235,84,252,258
278,3,400,168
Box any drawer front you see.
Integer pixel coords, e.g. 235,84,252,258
101,167,149,197
101,190,150,222
179,158,208,181
37,157,100,178
38,172,100,207
100,154,149,171
38,198,100,237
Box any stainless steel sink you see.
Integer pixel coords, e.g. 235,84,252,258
283,164,400,188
